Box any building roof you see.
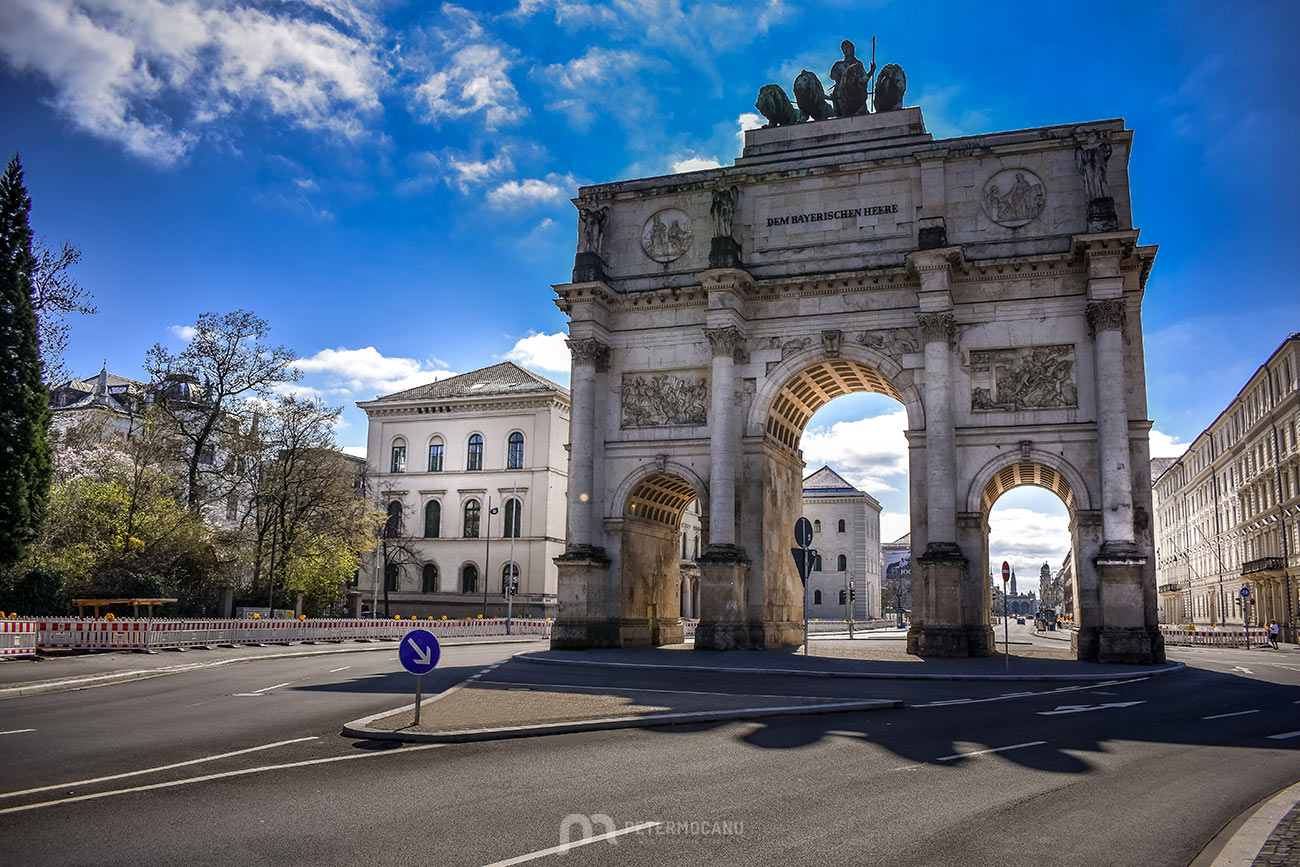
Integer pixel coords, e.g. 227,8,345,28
884,532,911,548
1149,456,1178,484
802,464,860,494
366,362,569,404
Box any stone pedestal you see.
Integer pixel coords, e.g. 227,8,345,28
572,251,606,282
1087,197,1118,232
694,544,750,650
552,547,616,649
709,236,742,268
907,544,992,657
1090,544,1166,664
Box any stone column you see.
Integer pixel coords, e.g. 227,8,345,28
704,326,741,547
918,312,959,548
1087,298,1136,548
563,337,609,553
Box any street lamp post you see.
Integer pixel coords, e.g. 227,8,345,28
505,484,518,634
481,497,499,619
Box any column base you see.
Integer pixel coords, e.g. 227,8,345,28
552,546,613,650
695,545,750,650
906,624,995,657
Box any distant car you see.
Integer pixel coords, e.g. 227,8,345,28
1016,617,1026,625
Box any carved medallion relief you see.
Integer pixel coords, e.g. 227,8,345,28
980,168,1046,228
970,344,1077,412
621,373,708,428
641,209,693,262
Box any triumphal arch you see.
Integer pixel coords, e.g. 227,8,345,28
552,59,1164,664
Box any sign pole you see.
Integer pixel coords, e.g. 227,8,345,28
1001,561,1011,672
803,547,810,656
413,674,423,727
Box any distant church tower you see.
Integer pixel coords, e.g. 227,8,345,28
1010,568,1017,597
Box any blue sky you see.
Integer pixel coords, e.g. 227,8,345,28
3,0,1298,592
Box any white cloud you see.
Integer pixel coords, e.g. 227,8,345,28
503,331,569,373
0,0,386,165
486,174,576,209
670,154,722,173
270,381,326,401
1149,428,1189,459
342,445,367,459
880,511,910,546
736,111,763,148
169,324,197,341
987,506,1072,594
801,410,909,495
410,6,524,130
536,47,648,132
446,149,514,192
296,346,455,396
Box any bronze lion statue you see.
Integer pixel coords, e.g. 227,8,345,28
793,69,831,122
875,63,907,112
754,83,798,128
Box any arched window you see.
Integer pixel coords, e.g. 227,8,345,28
384,564,399,592
837,554,848,571
467,434,483,471
839,589,847,605
422,563,438,593
813,553,823,571
390,439,407,473
463,499,481,538
428,438,444,472
838,519,846,533
461,563,478,594
813,519,822,533
503,498,522,538
423,501,441,538
502,562,519,596
813,589,822,605
507,432,525,469
384,501,403,538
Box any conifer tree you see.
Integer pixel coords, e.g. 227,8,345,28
0,155,52,568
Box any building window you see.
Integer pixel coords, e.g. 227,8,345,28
837,554,848,571
502,562,519,596
390,442,406,473
384,501,403,538
384,564,399,592
424,501,441,538
422,563,438,593
503,498,521,538
813,519,822,533
428,441,444,472
838,519,846,533
467,434,483,471
464,499,481,538
461,563,478,594
814,589,822,605
813,553,823,571
507,432,525,469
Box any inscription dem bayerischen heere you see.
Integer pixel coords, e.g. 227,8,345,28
767,203,899,227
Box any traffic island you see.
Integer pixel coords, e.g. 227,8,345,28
342,681,901,744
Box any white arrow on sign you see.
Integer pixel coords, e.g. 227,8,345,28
1232,666,1254,675
406,636,433,667
1036,701,1145,716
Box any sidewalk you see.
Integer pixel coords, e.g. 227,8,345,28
0,635,546,699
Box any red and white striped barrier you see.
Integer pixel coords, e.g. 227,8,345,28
1160,627,1268,647
31,616,552,652
0,620,38,657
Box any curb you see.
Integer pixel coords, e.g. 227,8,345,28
342,698,903,744
1192,780,1300,866
0,637,546,700
514,653,1187,682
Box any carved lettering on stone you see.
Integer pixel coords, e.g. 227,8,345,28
642,209,693,263
621,373,708,428
980,168,1046,228
970,345,1078,412
858,327,919,356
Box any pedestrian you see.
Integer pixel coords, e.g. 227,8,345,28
1268,620,1280,650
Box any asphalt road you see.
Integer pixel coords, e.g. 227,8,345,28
2,629,1298,867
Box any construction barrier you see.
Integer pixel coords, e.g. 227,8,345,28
682,618,894,641
30,616,552,652
0,620,38,658
1160,627,1268,647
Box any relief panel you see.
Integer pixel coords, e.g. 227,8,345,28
970,344,1077,412
621,372,708,428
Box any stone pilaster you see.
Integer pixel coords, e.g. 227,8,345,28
704,325,741,547
1087,297,1136,552
562,337,609,555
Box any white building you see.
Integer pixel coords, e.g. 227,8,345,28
1153,333,1299,640
801,465,882,621
357,362,570,619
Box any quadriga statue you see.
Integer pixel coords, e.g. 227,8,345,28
793,70,832,122
875,63,907,112
836,60,870,117
754,83,799,128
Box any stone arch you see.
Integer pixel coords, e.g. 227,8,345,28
746,343,924,444
965,448,1095,516
610,461,709,526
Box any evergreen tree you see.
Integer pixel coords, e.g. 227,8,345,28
0,155,52,569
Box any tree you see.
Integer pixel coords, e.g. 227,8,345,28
31,237,95,383
144,310,298,512
0,155,52,570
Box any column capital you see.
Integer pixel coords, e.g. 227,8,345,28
917,311,956,345
704,326,742,358
1086,298,1127,334
567,337,611,371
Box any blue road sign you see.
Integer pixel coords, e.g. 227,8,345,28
794,517,814,548
1240,586,1251,598
398,628,441,675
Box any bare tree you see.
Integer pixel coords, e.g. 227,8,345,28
31,238,95,383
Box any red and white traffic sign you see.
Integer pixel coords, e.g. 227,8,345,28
1001,561,1011,583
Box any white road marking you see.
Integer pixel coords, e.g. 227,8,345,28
1232,666,1254,675
1036,701,1144,716
912,677,1151,710
1267,731,1300,740
0,729,35,736
232,693,264,697
937,741,1047,762
329,666,351,673
478,821,661,867
252,681,294,694
1202,709,1260,720
474,679,840,701
0,744,442,815
0,736,319,800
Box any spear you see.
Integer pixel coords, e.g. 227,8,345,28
868,35,877,113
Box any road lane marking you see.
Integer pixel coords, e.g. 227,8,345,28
329,666,351,673
937,741,1047,762
0,736,319,800
0,729,35,736
1036,701,1144,716
912,677,1151,710
0,743,443,815
478,821,661,867
253,681,295,694
1267,731,1300,740
1202,710,1259,720
1232,666,1254,675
